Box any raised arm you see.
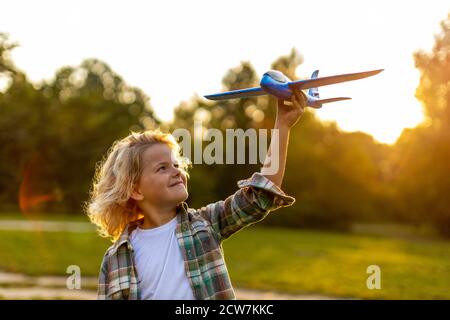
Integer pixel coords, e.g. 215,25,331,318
197,91,304,242
261,90,306,187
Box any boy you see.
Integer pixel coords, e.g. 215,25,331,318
86,90,306,300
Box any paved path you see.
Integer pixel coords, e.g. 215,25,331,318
0,271,340,300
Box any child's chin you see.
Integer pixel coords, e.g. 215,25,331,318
180,191,189,202
174,190,188,202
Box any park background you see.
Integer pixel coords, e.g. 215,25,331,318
0,1,449,299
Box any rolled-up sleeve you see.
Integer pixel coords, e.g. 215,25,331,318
198,172,295,242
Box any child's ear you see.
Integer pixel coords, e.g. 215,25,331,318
130,184,144,201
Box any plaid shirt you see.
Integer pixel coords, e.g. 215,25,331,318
97,172,295,300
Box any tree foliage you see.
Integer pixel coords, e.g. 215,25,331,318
389,13,450,236
0,33,159,212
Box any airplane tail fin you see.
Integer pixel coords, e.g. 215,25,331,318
308,70,320,99
307,71,352,108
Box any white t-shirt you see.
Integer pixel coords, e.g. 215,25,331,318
129,216,195,300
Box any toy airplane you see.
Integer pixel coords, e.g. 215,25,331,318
204,69,383,108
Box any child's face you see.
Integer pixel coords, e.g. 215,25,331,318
132,143,188,209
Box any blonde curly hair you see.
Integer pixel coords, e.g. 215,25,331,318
85,129,190,242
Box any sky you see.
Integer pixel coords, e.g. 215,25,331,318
1,0,449,144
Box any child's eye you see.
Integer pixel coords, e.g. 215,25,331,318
158,166,166,171
174,163,179,168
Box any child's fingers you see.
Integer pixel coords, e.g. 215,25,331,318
293,90,306,108
291,94,296,103
291,90,302,105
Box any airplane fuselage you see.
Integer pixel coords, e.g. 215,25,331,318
260,71,320,107
260,72,293,100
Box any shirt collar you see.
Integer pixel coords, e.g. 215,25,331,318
107,202,189,256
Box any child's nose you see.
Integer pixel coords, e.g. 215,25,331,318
172,166,182,176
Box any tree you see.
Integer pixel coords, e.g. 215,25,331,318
0,36,160,213
390,13,450,236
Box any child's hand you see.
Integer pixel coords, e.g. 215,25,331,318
276,90,306,128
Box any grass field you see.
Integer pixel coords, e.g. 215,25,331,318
0,215,449,299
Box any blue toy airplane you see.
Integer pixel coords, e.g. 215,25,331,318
204,69,383,108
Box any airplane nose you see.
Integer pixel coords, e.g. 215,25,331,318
260,74,292,100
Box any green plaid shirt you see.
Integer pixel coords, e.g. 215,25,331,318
97,172,295,300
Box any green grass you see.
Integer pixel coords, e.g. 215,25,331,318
0,212,90,222
0,230,111,277
223,226,450,299
0,221,449,299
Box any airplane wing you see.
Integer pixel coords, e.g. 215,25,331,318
288,69,384,91
204,87,267,101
